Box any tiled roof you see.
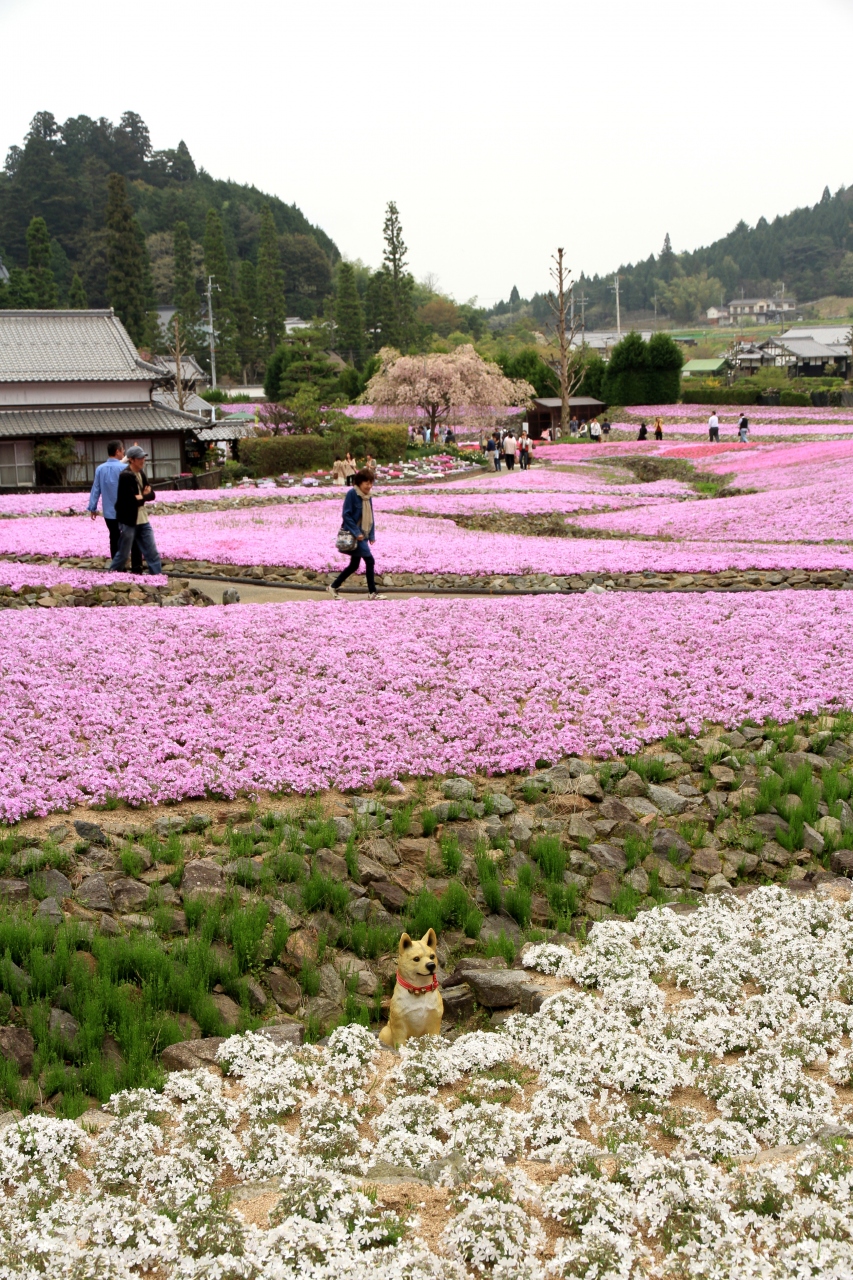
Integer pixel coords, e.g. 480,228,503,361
0,404,206,439
0,310,155,382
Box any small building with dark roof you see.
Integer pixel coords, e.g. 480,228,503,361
0,310,207,489
526,396,607,438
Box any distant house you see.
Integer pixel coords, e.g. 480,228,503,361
150,353,212,416
682,357,728,378
285,316,311,334
0,310,207,490
728,296,797,324
781,325,852,350
731,343,774,375
759,336,850,379
705,306,730,326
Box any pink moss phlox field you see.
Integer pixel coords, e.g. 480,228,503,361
624,404,853,422
3,593,853,820
4,501,853,572
0,564,167,590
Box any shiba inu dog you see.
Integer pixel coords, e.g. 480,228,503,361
378,928,443,1048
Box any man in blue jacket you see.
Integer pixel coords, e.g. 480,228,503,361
88,441,143,573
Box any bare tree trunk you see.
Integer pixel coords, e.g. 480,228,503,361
548,250,584,436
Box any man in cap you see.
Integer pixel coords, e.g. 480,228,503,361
88,440,143,574
109,445,162,575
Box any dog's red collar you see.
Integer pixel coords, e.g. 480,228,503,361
396,972,439,994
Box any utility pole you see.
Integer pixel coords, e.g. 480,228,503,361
653,293,658,327
576,291,588,338
570,284,574,328
206,275,217,390
172,316,186,412
610,275,621,337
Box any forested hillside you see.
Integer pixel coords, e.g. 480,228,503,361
0,111,338,321
491,184,853,327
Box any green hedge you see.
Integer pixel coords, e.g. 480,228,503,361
680,385,760,405
239,423,409,476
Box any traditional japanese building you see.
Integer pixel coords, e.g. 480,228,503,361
0,309,206,490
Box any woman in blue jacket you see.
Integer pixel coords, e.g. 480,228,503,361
327,470,386,600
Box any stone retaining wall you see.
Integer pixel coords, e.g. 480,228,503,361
0,580,214,609
3,555,851,595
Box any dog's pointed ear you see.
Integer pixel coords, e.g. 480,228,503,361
399,932,413,952
422,928,438,950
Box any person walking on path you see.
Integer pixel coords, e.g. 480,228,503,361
589,417,602,443
327,470,386,600
344,451,357,485
519,429,532,469
654,417,664,440
637,422,648,441
737,413,750,443
503,430,517,470
109,446,161,575
331,456,348,485
88,441,143,574
708,412,720,443
486,433,501,471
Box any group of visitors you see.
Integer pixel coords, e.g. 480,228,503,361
88,440,162,575
637,417,665,441
330,452,378,485
708,412,750,443
484,427,534,471
570,416,611,441
409,424,456,447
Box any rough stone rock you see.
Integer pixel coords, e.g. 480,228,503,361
588,843,627,872
110,878,150,913
0,1027,35,1076
750,813,789,838
99,913,121,936
284,929,317,968
318,963,345,1004
101,1034,124,1070
268,968,302,1013
616,770,647,797
573,774,604,801
226,857,261,885
182,859,225,898
222,587,241,604
185,814,212,833
708,765,736,789
244,976,267,1012
626,868,650,895
441,983,476,1019
507,816,533,849
690,848,722,877
464,968,539,1008
368,839,400,867
815,816,843,841
443,778,475,800
479,914,523,944
706,873,733,894
161,1042,208,1072
0,879,29,903
623,797,661,819
647,784,690,816
651,828,692,865
356,854,387,885
830,850,853,876
445,956,508,987
598,797,635,822
589,871,619,905
258,1023,305,1048
304,996,342,1030
346,897,373,922
49,1007,80,1045
154,816,186,839
36,868,73,900
802,823,826,855
776,751,830,774
76,874,113,912
74,820,108,845
642,855,685,888
315,849,348,880
566,814,598,842
36,896,64,925
484,793,513,816
210,993,241,1028
48,824,69,844
333,816,354,842
372,880,408,912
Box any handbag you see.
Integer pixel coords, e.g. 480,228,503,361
336,525,358,554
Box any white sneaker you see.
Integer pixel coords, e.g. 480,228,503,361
326,585,342,600
367,592,388,600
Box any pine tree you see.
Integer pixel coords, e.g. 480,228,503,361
509,285,520,307
235,259,261,380
658,232,676,283
26,216,58,307
105,172,147,342
335,261,365,366
172,221,198,316
68,273,88,308
365,267,397,351
256,204,285,351
382,201,414,348
203,208,238,377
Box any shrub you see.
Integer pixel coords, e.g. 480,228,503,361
420,810,439,837
485,931,516,965
301,873,349,916
504,886,531,928
530,835,565,882
440,833,462,876
239,423,409,476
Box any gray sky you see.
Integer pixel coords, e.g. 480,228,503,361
2,0,852,306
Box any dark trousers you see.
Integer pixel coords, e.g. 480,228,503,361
105,517,143,574
520,452,529,469
709,427,719,442
332,544,376,593
492,455,501,471
505,454,515,469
